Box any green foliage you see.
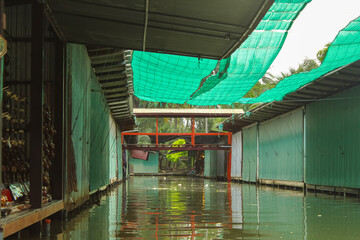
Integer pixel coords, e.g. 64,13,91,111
317,43,330,63
237,43,331,109
166,139,187,163
171,138,186,147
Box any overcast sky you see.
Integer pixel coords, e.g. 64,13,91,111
268,0,360,77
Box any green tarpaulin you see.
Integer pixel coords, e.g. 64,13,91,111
132,0,311,105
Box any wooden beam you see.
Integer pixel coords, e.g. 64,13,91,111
52,39,64,200
133,108,244,118
0,0,4,214
2,201,64,237
30,0,44,209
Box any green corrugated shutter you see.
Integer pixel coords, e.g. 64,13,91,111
306,86,360,188
204,150,217,177
242,125,257,182
259,109,304,182
68,44,90,203
68,44,122,192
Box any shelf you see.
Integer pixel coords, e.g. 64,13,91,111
0,200,64,237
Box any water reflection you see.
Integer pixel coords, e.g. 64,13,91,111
14,176,360,239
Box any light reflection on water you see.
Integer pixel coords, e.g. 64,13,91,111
16,176,360,239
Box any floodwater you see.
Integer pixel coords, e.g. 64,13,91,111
16,176,360,239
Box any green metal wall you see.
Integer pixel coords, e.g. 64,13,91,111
204,150,217,177
88,64,111,191
242,125,257,182
306,86,360,188
216,150,226,177
259,109,304,182
117,128,123,180
231,132,242,178
108,118,118,180
67,43,91,207
130,152,159,174
68,44,123,196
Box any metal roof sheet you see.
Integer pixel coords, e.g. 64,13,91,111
48,0,273,59
87,48,135,124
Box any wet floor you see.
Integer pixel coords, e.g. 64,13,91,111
16,176,360,239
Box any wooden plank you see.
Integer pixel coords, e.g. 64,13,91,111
133,108,244,118
259,179,304,188
2,200,64,237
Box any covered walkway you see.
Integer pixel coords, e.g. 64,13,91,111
0,0,360,239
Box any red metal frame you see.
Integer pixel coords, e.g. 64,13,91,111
121,115,232,181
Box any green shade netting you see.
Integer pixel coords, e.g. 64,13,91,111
239,16,360,104
188,0,311,105
132,52,218,104
132,0,311,105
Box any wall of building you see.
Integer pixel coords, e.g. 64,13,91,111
204,150,217,178
216,150,226,178
129,152,159,174
238,85,360,190
306,86,360,188
242,125,257,182
66,44,123,210
231,132,242,179
259,109,304,182
66,43,91,209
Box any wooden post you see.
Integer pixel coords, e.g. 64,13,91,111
30,1,44,208
52,39,64,200
0,0,4,216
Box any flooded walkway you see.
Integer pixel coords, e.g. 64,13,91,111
20,176,360,239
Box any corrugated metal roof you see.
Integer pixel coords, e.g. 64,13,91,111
87,48,134,127
222,60,360,132
47,0,273,59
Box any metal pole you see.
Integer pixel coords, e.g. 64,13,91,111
205,118,208,133
30,0,44,209
256,123,260,183
227,133,232,182
156,116,158,146
303,107,306,190
191,116,195,147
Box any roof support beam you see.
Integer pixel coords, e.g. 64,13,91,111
95,64,125,74
98,72,126,81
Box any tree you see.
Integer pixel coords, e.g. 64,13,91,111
234,43,331,111
317,43,330,63
166,139,188,169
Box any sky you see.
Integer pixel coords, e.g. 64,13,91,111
268,0,360,77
